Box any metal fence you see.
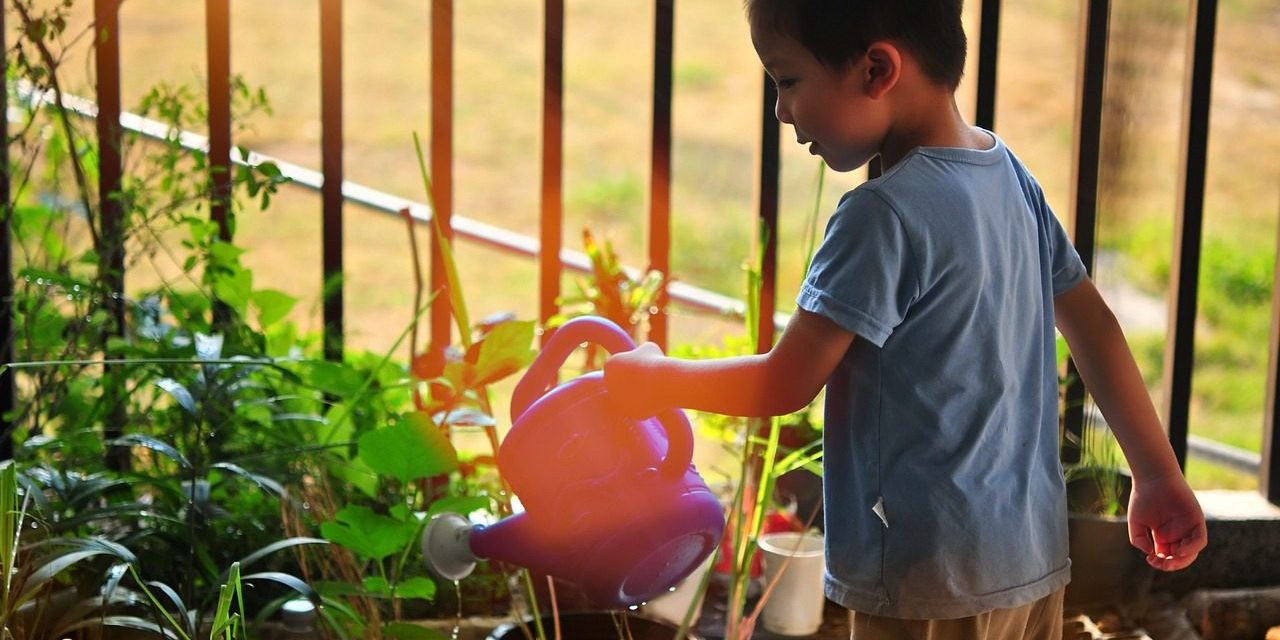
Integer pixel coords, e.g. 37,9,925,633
1,0,1276,504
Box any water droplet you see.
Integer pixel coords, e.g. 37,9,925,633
628,605,639,611
35,278,44,286
668,586,678,592
452,579,463,640
301,501,311,510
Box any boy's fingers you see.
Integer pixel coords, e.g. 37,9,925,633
1128,522,1155,554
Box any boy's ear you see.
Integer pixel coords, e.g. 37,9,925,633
862,41,902,99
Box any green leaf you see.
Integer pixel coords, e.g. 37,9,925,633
383,622,450,640
327,456,378,498
207,241,246,267
320,506,417,561
212,462,286,497
392,577,437,601
19,550,119,605
472,320,536,387
308,361,365,397
106,434,191,469
155,378,196,416
240,571,320,601
257,161,284,178
212,268,252,316
251,288,297,328
30,310,67,352
61,616,182,640
362,576,391,596
357,412,458,483
234,536,328,571
427,495,493,518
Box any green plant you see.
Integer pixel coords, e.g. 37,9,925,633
288,135,544,640
1058,336,1130,517
666,162,828,640
1064,421,1130,517
552,228,667,356
0,4,346,635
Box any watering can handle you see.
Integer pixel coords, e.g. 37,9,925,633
511,316,694,478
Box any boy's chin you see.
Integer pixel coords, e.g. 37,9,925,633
824,155,874,173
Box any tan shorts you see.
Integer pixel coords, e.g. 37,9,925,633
850,588,1065,640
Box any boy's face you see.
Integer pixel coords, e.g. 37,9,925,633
750,24,890,173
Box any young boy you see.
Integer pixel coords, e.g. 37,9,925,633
604,1,1207,637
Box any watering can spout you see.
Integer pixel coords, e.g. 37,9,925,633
422,512,567,581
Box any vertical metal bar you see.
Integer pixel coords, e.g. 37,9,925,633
648,0,674,350
95,0,127,470
1259,192,1280,501
540,0,564,344
206,0,233,328
975,0,1002,130
1062,0,1109,464
430,0,454,363
320,0,344,361
1163,0,1218,471
206,0,231,242
0,3,12,460
756,74,779,352
1264,194,1280,505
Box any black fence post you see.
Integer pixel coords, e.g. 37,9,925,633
428,0,454,370
539,0,564,345
95,0,129,471
975,0,1002,131
0,0,12,461
1265,193,1280,505
207,0,233,328
648,0,674,350
756,75,779,352
1062,0,1109,465
1162,0,1219,472
321,0,345,362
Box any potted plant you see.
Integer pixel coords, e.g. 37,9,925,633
1059,337,1149,608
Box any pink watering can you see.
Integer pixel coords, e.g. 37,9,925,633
423,316,725,608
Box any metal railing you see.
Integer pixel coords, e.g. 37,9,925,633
0,0,1275,503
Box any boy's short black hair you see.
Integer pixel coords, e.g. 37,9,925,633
746,0,968,90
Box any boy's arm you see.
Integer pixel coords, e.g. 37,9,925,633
603,309,854,418
1055,278,1207,571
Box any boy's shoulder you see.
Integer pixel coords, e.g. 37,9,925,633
849,134,1041,210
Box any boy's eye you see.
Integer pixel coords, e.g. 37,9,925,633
776,78,798,90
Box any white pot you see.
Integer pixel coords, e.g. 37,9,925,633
758,532,826,636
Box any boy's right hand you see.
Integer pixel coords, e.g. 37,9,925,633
603,342,667,419
1126,473,1208,571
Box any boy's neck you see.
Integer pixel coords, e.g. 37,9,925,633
877,88,992,170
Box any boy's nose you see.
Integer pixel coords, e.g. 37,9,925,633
774,97,793,125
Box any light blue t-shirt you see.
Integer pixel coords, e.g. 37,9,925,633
796,133,1087,619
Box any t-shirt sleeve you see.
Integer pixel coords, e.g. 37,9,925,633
796,189,918,348
1035,187,1087,295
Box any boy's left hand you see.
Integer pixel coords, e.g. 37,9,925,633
603,342,667,419
1126,473,1208,571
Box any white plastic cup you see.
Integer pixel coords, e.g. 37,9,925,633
758,532,826,636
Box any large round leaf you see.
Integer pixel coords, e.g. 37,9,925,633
358,413,458,483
